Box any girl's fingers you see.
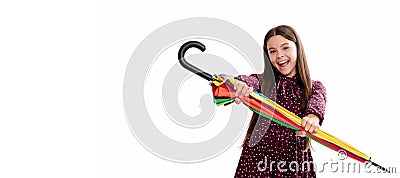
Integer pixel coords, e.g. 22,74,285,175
235,81,248,98
310,121,320,133
234,98,242,104
309,124,316,133
313,125,320,133
235,84,245,98
302,116,320,133
240,86,249,98
304,119,312,132
234,80,241,96
234,79,239,90
234,80,251,98
310,125,320,133
299,116,321,136
234,80,244,94
246,87,254,96
296,130,306,137
234,83,241,97
302,117,308,128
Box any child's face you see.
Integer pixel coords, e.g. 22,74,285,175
266,35,297,77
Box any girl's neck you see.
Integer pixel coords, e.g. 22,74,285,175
278,72,298,78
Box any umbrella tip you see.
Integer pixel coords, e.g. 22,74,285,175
369,160,389,173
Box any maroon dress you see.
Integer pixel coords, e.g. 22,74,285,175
234,74,327,178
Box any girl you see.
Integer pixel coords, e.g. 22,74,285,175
233,25,327,177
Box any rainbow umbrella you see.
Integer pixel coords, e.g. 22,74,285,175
178,41,387,172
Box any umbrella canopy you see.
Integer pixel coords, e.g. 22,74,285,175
178,41,387,172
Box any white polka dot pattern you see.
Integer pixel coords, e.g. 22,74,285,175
234,74,327,178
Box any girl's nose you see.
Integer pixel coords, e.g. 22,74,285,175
277,50,284,58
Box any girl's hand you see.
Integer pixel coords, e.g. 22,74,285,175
296,114,320,137
233,79,253,104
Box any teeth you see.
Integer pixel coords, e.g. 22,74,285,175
279,61,287,64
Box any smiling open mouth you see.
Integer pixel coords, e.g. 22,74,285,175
278,60,289,68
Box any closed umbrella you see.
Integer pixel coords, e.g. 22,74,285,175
178,41,387,172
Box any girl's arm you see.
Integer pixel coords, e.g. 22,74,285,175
234,74,261,92
233,74,260,104
297,81,327,135
304,81,327,126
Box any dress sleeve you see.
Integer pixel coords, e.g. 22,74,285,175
234,74,261,92
304,81,327,125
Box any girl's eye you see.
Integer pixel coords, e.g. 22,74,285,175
283,46,289,50
269,50,276,54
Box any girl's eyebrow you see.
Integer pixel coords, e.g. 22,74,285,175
268,42,289,50
281,42,289,47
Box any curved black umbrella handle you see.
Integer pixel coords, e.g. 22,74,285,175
178,41,214,81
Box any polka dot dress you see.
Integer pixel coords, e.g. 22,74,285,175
234,74,327,178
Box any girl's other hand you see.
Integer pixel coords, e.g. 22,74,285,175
296,114,320,136
233,79,253,104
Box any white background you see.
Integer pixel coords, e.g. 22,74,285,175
1,0,399,177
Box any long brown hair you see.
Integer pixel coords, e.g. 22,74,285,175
242,25,313,148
